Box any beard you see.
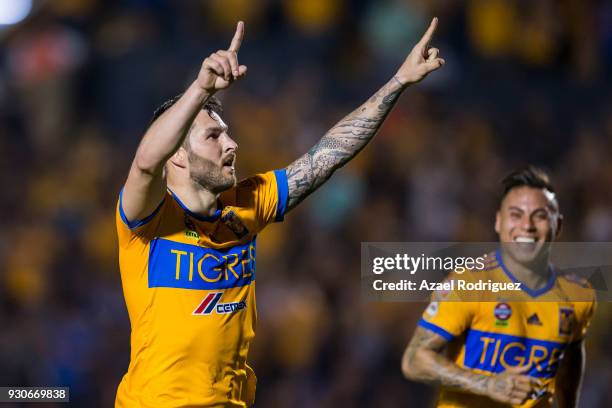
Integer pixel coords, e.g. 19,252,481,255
187,150,236,194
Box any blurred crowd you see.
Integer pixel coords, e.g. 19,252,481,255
1,0,611,407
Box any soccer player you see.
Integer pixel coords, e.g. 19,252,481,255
116,18,444,407
401,167,597,408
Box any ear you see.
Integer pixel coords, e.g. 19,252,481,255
495,211,501,235
169,147,188,169
555,213,563,238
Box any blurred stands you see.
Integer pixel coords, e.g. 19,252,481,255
0,0,611,406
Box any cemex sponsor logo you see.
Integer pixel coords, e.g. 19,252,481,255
193,292,247,315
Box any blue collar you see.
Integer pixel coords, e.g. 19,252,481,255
495,249,556,298
168,189,222,222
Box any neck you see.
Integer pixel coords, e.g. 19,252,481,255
500,250,551,291
168,178,219,217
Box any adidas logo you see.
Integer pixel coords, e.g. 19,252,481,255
527,313,542,326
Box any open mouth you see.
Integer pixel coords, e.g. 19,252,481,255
514,236,536,243
222,155,235,170
512,236,539,253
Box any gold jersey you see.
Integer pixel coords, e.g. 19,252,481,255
420,252,596,408
115,170,288,408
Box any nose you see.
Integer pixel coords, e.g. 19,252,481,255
521,215,536,232
223,133,238,153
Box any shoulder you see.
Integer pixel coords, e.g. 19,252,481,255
116,190,173,245
220,174,263,207
557,272,596,303
557,272,595,295
231,171,278,195
557,272,592,289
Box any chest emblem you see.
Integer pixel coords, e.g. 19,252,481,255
558,307,576,336
222,208,249,239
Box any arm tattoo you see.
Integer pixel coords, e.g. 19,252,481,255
404,327,490,395
285,77,404,210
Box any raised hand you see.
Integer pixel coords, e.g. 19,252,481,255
395,17,445,86
485,364,541,405
197,21,248,93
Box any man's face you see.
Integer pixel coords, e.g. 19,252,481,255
183,110,238,193
495,186,561,265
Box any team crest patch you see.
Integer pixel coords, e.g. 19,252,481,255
222,208,249,238
494,303,512,327
558,307,576,336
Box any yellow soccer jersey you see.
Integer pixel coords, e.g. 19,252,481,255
115,170,288,408
419,251,596,408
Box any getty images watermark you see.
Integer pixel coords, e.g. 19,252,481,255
361,242,611,302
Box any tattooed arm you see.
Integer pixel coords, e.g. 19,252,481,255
285,18,445,211
402,326,539,405
286,78,403,209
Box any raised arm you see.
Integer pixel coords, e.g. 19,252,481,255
402,326,539,406
121,22,247,222
285,18,444,210
554,340,585,408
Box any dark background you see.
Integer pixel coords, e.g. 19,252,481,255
0,0,611,406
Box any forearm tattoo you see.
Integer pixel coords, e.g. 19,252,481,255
405,327,490,394
285,77,404,210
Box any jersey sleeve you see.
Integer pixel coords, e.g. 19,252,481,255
116,188,167,247
234,169,289,233
573,297,597,342
418,274,479,341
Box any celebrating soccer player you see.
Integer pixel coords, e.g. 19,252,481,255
115,18,444,407
401,167,596,408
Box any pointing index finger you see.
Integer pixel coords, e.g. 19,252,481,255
228,21,244,53
417,17,438,48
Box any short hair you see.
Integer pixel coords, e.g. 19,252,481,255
501,165,555,200
150,93,223,125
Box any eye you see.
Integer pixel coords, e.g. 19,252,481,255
533,211,548,221
206,131,220,140
509,211,521,220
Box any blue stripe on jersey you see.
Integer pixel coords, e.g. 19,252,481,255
495,250,556,297
168,189,222,222
418,319,455,341
148,238,256,290
274,169,289,222
119,188,165,230
463,329,567,378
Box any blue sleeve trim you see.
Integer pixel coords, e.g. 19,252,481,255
273,169,289,222
119,188,165,230
418,318,455,341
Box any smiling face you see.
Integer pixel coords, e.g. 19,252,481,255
180,109,238,193
495,186,562,265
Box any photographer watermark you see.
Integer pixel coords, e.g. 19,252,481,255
361,242,611,302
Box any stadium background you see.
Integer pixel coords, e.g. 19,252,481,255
0,0,611,406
